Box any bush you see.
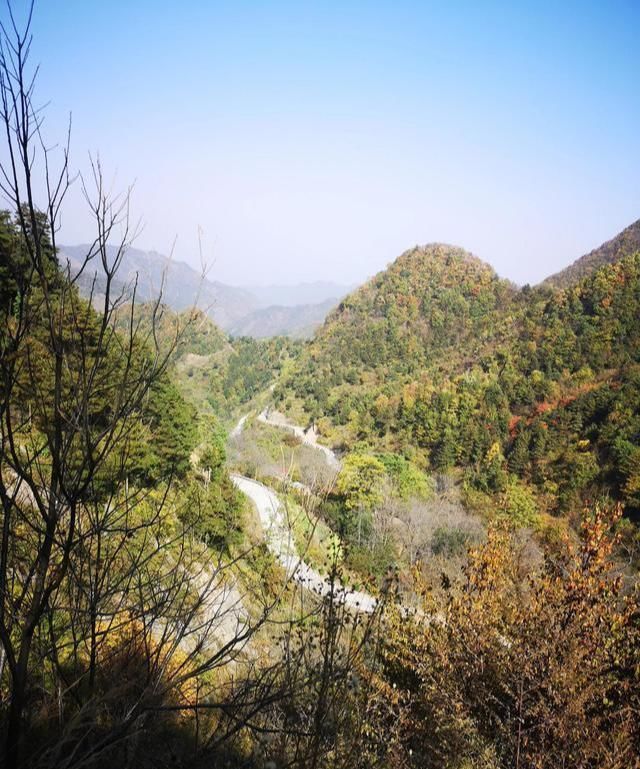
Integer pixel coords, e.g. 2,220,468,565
431,526,471,557
501,478,540,527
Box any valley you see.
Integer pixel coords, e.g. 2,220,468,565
4,197,639,769
61,243,350,339
1,3,638,765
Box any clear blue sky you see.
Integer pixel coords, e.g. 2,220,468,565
21,0,640,286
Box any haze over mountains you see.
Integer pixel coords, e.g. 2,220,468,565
61,220,639,341
59,244,351,338
244,281,355,307
229,298,340,339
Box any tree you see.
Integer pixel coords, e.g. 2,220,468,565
0,7,191,760
379,507,640,768
0,8,277,766
508,428,530,476
336,453,386,545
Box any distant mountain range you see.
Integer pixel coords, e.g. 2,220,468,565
229,298,340,339
63,219,640,343
59,244,351,338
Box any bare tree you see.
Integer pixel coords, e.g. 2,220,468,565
0,7,392,769
0,5,253,765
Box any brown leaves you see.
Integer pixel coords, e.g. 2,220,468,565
375,507,639,768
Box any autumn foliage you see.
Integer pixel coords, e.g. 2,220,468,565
378,507,640,768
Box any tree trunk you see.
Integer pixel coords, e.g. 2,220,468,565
5,663,27,769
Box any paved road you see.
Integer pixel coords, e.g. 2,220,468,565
229,413,248,438
257,408,342,471
231,474,377,613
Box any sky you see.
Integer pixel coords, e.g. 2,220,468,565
14,0,640,286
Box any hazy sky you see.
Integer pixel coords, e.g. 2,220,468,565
23,1,640,286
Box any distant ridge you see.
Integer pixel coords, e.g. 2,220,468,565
542,218,640,289
59,244,259,330
229,297,340,339
60,244,346,337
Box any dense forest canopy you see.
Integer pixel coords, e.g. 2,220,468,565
276,241,640,524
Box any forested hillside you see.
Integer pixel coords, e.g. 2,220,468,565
145,306,302,414
276,233,640,521
0,199,259,767
3,205,639,766
543,218,640,289
294,244,516,382
112,297,301,419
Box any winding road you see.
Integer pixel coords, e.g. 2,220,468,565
257,408,342,471
230,413,378,613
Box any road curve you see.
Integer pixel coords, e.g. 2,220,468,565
257,408,341,471
229,413,248,439
231,474,377,614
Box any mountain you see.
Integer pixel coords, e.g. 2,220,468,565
542,218,640,289
229,297,340,339
59,244,260,330
60,245,347,338
244,281,354,307
275,234,640,518
277,243,516,385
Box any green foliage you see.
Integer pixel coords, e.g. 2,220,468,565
143,374,198,481
345,539,396,581
336,453,386,512
128,302,303,422
198,416,227,472
0,208,60,317
277,244,515,414
223,336,300,406
500,477,540,528
377,452,433,500
616,439,640,509
276,240,640,521
178,474,243,548
0,209,237,526
431,526,471,557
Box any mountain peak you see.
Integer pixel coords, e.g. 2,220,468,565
396,242,499,274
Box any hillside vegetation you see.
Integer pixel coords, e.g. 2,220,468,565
1,10,638,764
276,234,640,523
543,218,640,289
3,195,640,769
